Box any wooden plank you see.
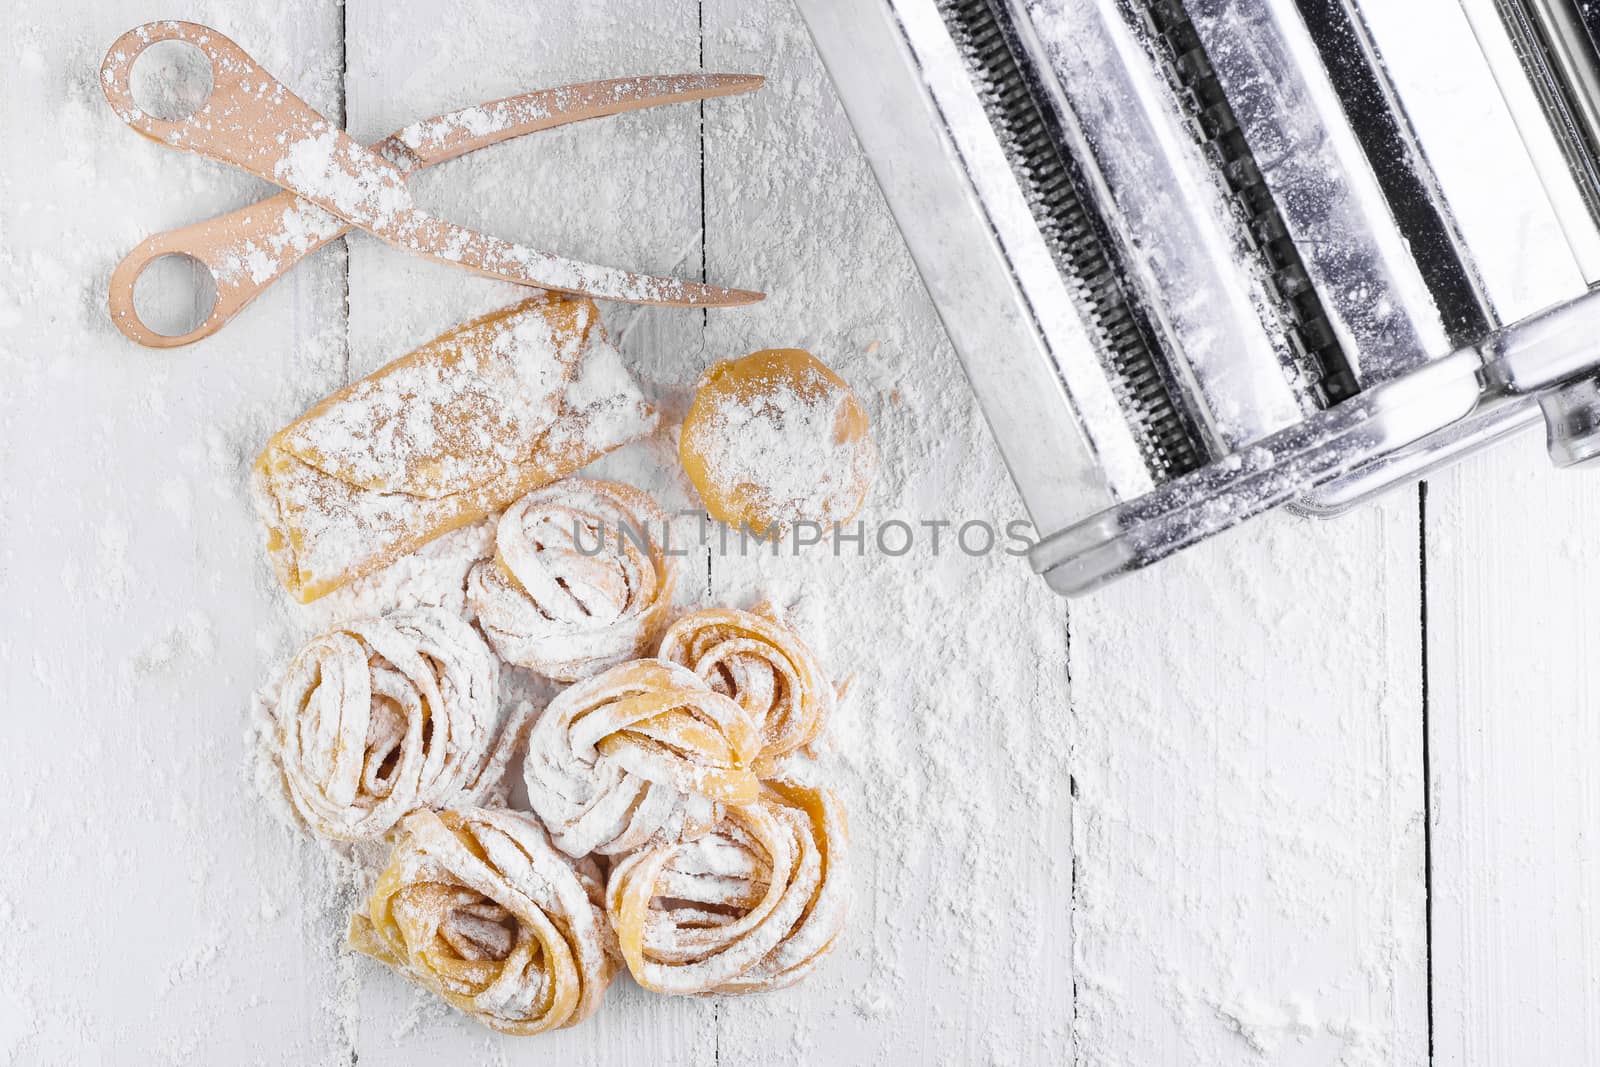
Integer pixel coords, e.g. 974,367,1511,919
0,3,1452,1064
1069,502,1429,1064
1427,435,1600,1066
700,1,1074,1061
0,2,348,1061
340,1,715,1061
1417,3,1600,1043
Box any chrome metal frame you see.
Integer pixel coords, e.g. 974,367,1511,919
796,0,1600,595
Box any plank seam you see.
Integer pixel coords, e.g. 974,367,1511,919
1066,609,1079,1067
700,0,713,605
701,2,721,1055
339,10,356,1059
1420,479,1434,1065
338,2,351,385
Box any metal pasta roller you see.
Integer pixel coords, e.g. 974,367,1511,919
795,0,1600,594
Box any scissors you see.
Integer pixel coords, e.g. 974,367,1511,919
101,20,765,348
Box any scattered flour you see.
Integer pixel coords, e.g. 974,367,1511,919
1,1,1078,1064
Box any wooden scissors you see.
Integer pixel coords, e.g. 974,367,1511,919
102,21,765,348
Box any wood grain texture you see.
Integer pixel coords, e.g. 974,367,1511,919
342,0,716,1061
1417,22,1600,1049
0,1,349,1062
701,1,1074,1062
17,0,1600,1063
1427,435,1600,1067
1070,501,1429,1065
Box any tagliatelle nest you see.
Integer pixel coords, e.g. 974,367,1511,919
467,478,678,683
350,807,617,1035
522,659,762,858
606,779,849,995
270,610,505,841
658,603,835,776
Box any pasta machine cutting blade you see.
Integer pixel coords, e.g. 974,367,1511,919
796,0,1600,594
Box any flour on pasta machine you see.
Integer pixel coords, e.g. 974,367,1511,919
796,0,1600,594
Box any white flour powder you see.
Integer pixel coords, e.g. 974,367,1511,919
0,0,1074,1062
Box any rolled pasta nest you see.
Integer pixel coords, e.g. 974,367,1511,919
270,610,505,841
606,779,849,995
523,659,763,857
468,478,678,682
350,807,617,1034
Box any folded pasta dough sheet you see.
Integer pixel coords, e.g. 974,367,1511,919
254,296,658,602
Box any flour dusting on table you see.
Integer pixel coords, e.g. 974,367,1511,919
0,0,1073,1062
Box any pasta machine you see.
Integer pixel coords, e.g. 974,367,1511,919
795,0,1600,594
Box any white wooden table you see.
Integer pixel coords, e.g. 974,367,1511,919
1,0,1596,1063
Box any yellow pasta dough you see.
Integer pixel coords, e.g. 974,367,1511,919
522,659,762,857
468,479,678,682
679,349,875,535
658,603,834,776
350,807,616,1035
254,296,656,602
606,779,848,995
270,610,504,841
